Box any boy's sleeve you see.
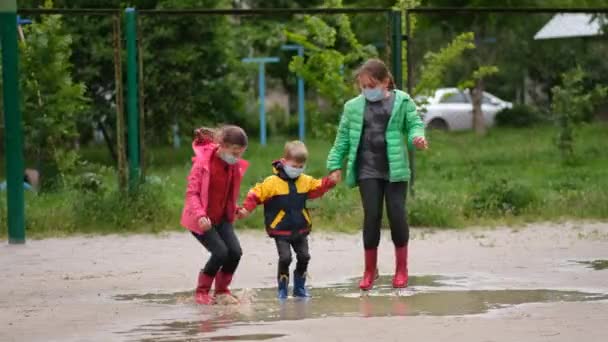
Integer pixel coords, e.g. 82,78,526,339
403,99,425,150
307,175,336,200
326,107,350,172
243,176,275,211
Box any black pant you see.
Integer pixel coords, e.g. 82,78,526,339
359,179,409,250
192,222,242,276
275,237,310,278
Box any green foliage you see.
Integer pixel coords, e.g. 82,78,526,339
285,0,377,108
495,104,547,128
465,178,537,217
414,32,475,96
551,67,608,163
18,1,89,189
459,65,499,90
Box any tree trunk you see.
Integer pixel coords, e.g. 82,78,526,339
471,78,486,136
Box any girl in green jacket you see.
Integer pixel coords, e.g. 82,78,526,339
326,59,428,291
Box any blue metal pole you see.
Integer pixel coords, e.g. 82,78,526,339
297,73,305,141
281,44,306,141
258,62,266,146
242,57,279,146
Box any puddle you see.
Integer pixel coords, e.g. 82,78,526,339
574,259,608,270
116,275,608,341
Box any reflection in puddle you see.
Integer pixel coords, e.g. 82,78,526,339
116,275,608,341
574,259,608,270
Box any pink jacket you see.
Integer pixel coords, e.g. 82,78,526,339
180,139,249,234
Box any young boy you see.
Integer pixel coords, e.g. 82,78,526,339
238,141,336,299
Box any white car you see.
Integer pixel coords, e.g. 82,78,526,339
416,88,513,131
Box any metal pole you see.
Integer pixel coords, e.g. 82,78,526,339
258,62,266,146
113,14,127,191
125,8,140,192
1,0,25,244
297,69,305,141
242,57,279,146
281,44,306,141
405,10,412,94
390,10,403,90
136,14,146,180
404,10,415,197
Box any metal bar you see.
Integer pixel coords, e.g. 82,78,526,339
242,57,279,145
390,10,403,90
17,7,608,16
138,8,390,16
113,13,127,191
405,10,412,95
259,63,266,146
136,14,146,181
407,7,608,14
125,8,140,192
1,1,26,244
281,44,306,142
18,8,120,15
404,10,415,197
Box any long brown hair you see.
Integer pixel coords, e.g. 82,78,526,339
355,58,396,90
194,125,248,147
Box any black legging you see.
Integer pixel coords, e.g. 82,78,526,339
192,222,242,276
275,237,310,277
359,179,409,250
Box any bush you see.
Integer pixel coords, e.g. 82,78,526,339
495,104,547,128
465,179,537,217
72,180,174,233
409,191,463,228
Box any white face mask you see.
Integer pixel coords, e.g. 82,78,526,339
219,152,239,165
362,87,385,102
283,164,304,179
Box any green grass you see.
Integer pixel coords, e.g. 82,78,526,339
1,123,608,239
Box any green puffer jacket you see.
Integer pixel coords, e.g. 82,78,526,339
326,89,425,188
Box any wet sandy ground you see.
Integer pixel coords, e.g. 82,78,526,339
1,222,608,341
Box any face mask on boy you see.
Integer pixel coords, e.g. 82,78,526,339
283,164,304,179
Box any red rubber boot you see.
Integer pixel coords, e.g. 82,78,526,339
392,245,409,288
195,271,215,305
359,249,378,291
215,271,239,305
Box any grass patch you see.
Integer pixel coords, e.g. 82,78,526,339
1,124,608,238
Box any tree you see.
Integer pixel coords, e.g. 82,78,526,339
551,67,607,163
18,1,89,189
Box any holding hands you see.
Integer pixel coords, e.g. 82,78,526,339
413,136,428,150
236,208,250,220
328,170,342,184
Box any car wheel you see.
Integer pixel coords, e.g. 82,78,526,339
428,118,449,131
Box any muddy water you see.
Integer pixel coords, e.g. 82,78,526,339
115,275,608,341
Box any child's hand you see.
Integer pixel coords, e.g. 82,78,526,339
198,216,212,231
329,170,342,184
413,136,428,150
236,208,250,220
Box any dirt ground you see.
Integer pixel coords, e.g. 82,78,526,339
1,222,608,342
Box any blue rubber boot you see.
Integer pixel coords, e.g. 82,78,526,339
293,272,310,298
278,274,289,299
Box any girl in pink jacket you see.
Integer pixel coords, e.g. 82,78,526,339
180,125,249,305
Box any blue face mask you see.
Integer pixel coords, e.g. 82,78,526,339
362,87,385,102
219,152,239,165
283,164,304,179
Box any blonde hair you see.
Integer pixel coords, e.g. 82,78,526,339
283,140,308,163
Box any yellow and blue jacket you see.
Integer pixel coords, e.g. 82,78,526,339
243,160,335,239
